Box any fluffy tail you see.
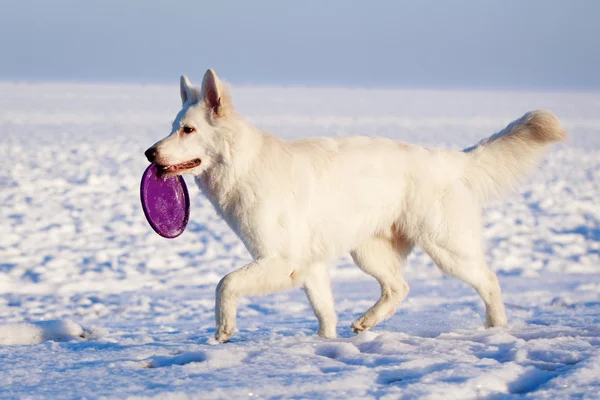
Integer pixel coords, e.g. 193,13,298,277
463,110,566,203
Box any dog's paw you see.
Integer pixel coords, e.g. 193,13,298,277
485,317,508,329
318,326,338,339
351,319,370,334
215,326,234,343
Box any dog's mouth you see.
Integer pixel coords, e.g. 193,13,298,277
159,158,202,174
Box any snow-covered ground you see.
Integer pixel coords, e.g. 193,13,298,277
1,82,599,399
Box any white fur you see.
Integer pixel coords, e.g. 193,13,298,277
146,69,566,343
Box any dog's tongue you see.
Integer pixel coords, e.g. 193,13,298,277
140,163,190,238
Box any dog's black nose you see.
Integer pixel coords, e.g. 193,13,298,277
145,147,157,163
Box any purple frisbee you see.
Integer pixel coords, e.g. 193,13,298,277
140,163,190,239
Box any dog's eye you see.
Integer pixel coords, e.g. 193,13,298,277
182,126,195,134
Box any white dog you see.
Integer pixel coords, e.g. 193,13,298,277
145,69,565,343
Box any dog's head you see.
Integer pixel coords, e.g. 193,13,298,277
145,69,233,176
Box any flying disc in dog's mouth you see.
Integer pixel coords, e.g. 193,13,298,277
140,163,190,239
160,158,202,173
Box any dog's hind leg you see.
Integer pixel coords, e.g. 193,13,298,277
422,239,507,327
303,263,337,338
418,208,507,328
215,257,304,343
350,233,413,333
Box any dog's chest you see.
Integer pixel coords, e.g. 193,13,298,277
195,175,263,257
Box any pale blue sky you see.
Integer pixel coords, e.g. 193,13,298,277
1,0,598,89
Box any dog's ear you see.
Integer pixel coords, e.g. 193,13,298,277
180,75,200,105
201,69,231,118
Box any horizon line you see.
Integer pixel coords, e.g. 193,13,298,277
1,77,599,94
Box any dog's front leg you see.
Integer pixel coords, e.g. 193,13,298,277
215,257,300,343
303,263,337,338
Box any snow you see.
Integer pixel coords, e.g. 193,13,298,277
0,320,90,346
1,82,599,399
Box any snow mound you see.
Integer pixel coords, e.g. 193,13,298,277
0,320,89,345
